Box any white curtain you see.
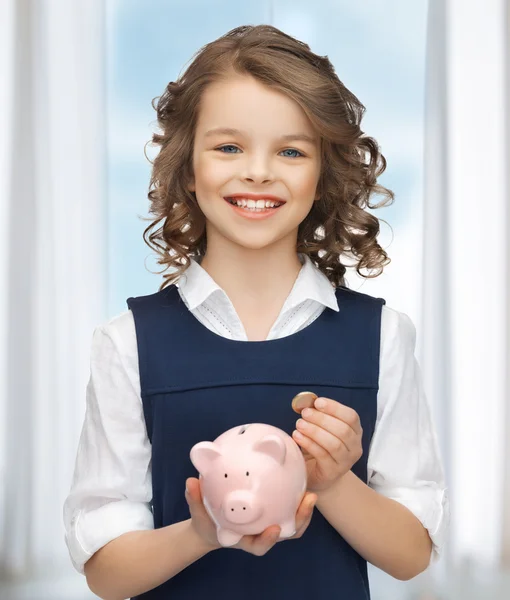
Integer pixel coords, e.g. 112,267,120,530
0,0,107,597
421,0,510,594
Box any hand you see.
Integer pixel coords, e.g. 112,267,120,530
185,477,317,557
292,397,363,493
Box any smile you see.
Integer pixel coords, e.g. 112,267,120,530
225,197,284,210
223,197,285,220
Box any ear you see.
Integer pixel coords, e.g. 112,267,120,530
190,442,222,474
187,179,195,193
252,435,287,465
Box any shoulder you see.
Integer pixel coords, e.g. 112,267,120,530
336,285,416,340
126,285,176,308
380,304,417,353
97,309,135,336
337,286,417,351
336,284,385,305
93,310,137,358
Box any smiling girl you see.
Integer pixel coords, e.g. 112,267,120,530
63,24,449,600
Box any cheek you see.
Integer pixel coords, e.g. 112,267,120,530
290,166,320,197
194,155,230,190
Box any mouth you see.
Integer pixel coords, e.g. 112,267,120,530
224,197,286,212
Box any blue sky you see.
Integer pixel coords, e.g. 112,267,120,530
106,0,428,315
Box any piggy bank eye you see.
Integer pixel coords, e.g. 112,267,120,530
246,471,249,476
224,473,228,478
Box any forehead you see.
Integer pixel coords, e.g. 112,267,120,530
195,75,318,142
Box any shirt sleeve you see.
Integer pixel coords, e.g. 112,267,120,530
367,306,450,567
63,314,154,575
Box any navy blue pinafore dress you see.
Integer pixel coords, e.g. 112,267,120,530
126,283,385,600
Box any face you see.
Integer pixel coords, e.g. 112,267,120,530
187,74,321,255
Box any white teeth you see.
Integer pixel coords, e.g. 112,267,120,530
228,197,282,209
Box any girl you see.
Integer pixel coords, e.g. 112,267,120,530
63,24,449,600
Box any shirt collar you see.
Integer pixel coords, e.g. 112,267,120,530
176,253,340,313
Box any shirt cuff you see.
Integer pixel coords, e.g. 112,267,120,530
426,487,450,566
372,483,450,566
65,500,154,575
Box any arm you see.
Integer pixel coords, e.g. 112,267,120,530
315,470,432,581
316,308,448,579
84,518,216,600
363,308,449,572
292,308,449,580
63,320,218,599
63,322,155,575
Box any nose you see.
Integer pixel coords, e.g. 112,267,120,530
242,154,273,185
223,490,261,525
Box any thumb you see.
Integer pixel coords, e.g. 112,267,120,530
185,477,200,501
185,478,210,521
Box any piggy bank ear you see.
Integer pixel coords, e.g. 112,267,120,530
190,442,222,475
252,435,286,465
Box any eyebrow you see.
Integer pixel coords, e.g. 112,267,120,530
204,127,317,145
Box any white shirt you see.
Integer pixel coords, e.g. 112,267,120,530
63,254,450,575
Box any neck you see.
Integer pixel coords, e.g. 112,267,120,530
199,241,303,309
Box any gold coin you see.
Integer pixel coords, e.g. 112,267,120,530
291,391,318,414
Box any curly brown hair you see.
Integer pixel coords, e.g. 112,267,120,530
141,24,394,291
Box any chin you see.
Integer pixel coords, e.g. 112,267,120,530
224,232,286,252
231,239,279,251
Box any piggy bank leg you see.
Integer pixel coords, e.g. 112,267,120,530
217,527,243,547
278,520,297,539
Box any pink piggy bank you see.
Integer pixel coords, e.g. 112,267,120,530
190,423,307,547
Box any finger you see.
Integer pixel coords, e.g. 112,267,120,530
260,525,281,543
297,491,317,513
249,526,281,555
294,511,314,538
296,418,351,456
291,494,317,539
289,493,316,533
185,477,198,500
297,493,317,525
185,478,208,515
301,408,360,452
293,429,340,477
313,398,362,436
241,524,278,546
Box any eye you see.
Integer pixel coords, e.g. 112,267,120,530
215,145,304,158
246,471,249,476
224,473,228,478
281,148,304,158
216,145,240,154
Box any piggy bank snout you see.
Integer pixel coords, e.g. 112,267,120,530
223,490,262,525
